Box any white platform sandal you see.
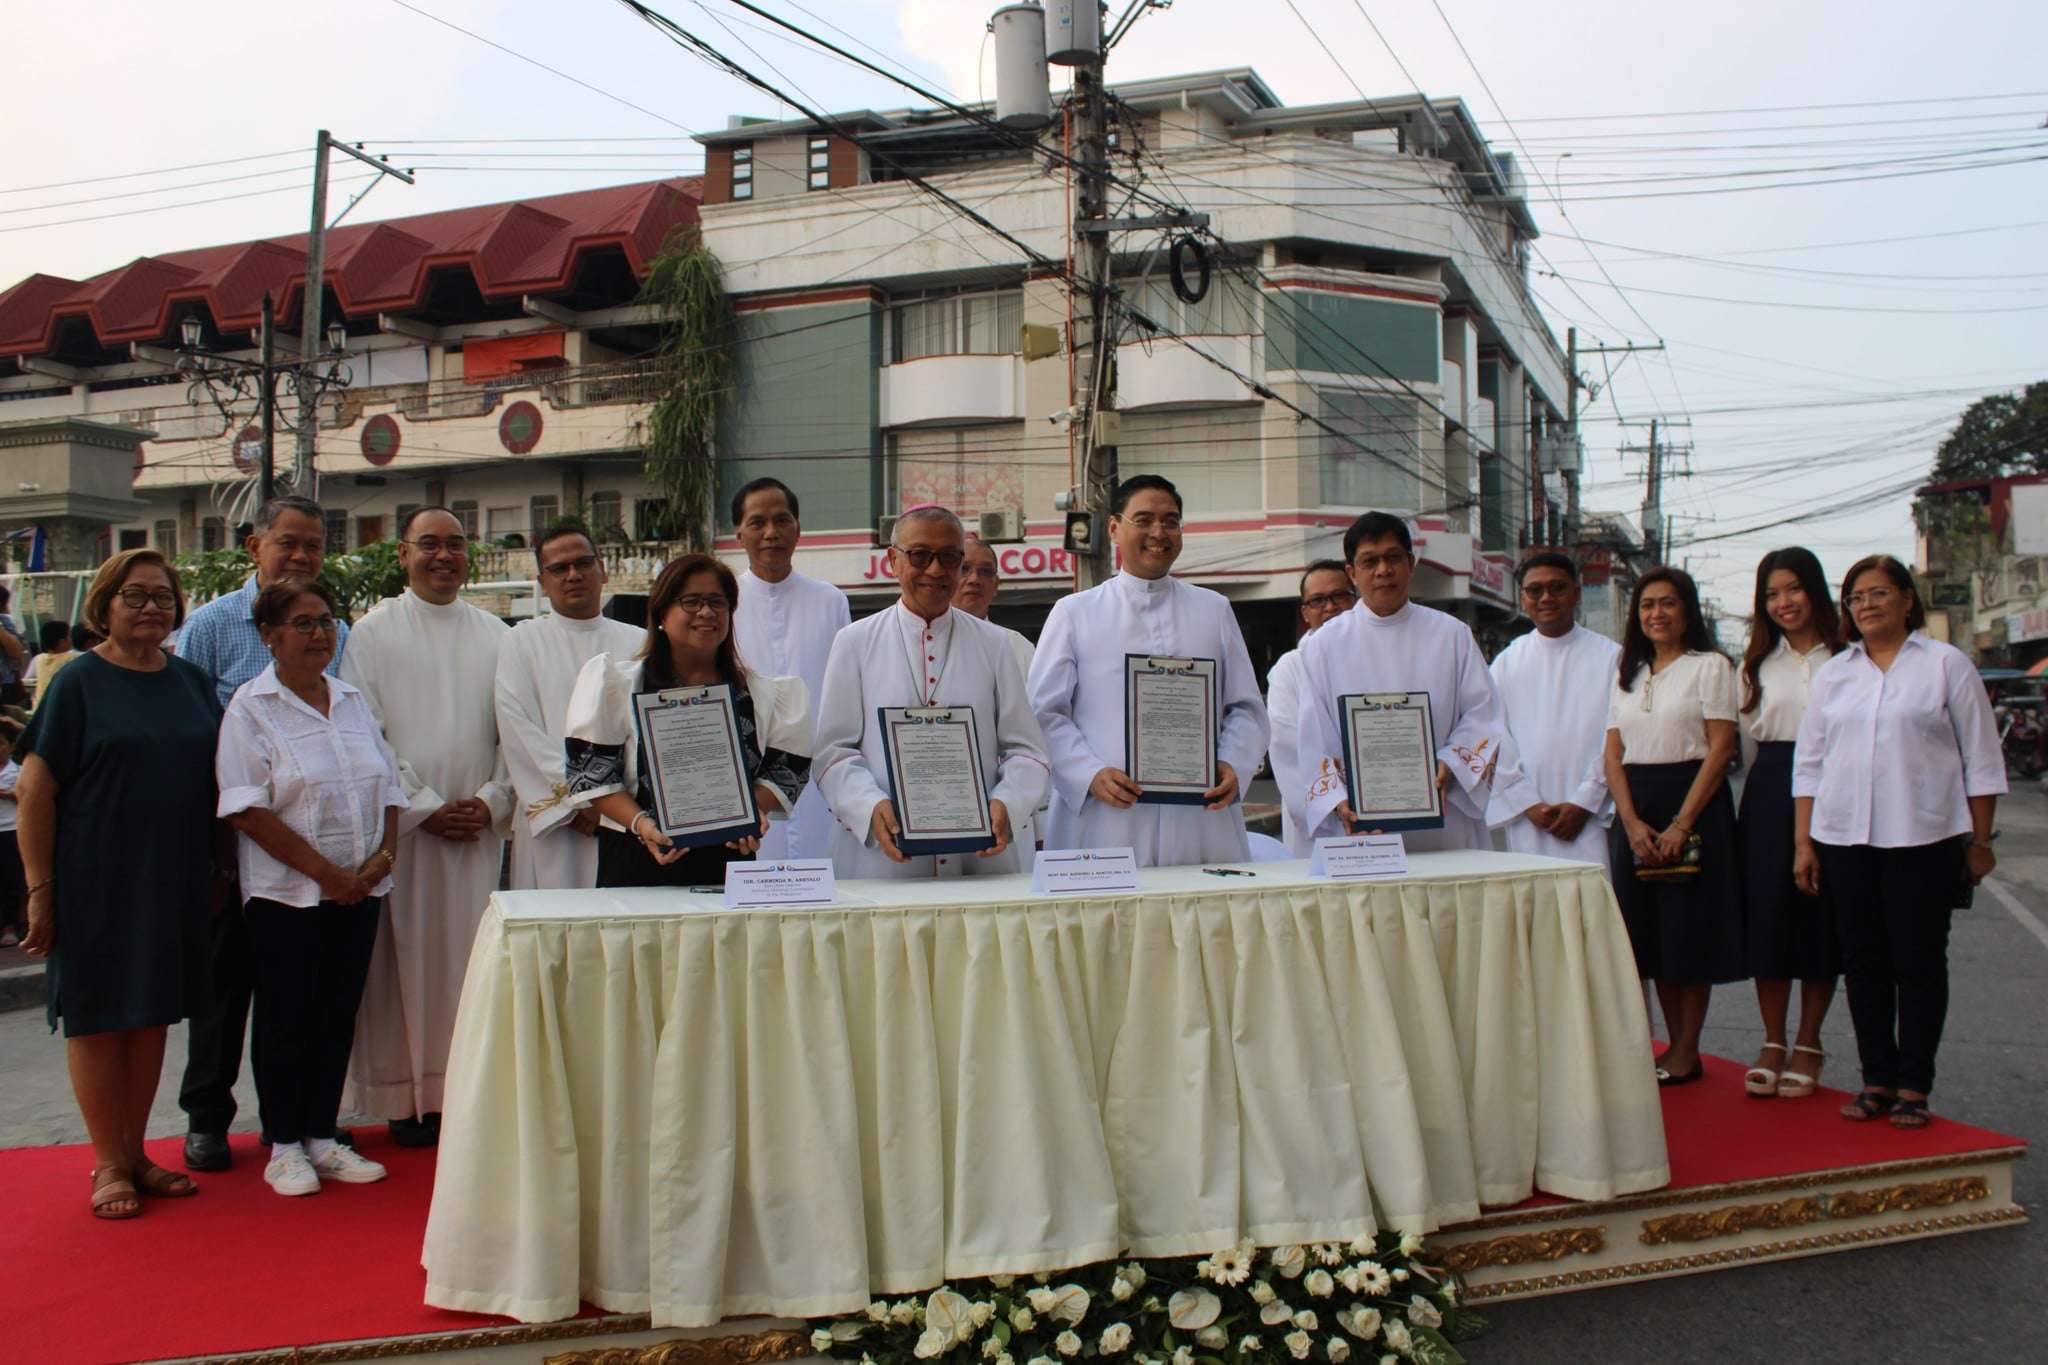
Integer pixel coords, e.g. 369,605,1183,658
1744,1041,1787,1097
1777,1045,1826,1098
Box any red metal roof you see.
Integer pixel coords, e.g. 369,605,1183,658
0,176,700,360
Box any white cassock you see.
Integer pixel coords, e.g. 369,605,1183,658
493,610,644,889
813,602,1050,879
1030,571,1270,866
340,589,512,1119
1265,645,1314,856
1485,625,1622,864
1298,599,1525,854
734,568,849,860
992,621,1039,849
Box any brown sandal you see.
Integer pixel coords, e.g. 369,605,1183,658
90,1166,141,1220
132,1161,198,1198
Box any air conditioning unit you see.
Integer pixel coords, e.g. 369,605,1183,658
978,508,1025,543
1538,432,1583,475
874,514,897,547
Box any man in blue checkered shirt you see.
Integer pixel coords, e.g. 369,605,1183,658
176,495,351,1173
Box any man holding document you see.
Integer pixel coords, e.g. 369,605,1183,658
1028,475,1269,866
1297,511,1529,853
812,505,1050,879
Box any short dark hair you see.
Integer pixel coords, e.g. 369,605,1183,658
731,477,798,527
1516,550,1577,584
252,575,338,631
1298,559,1348,597
399,505,459,540
253,496,326,535
1839,554,1927,642
533,519,596,562
38,620,70,651
1112,474,1182,516
1343,511,1412,562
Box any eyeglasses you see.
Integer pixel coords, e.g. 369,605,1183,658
960,563,999,582
540,554,599,580
404,536,469,557
894,546,965,571
115,588,178,611
1351,553,1411,573
1119,513,1183,531
1846,587,1898,609
1301,589,1356,612
673,594,732,616
1521,580,1574,600
282,614,339,636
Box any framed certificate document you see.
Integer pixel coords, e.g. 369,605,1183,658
878,706,997,856
1337,691,1445,832
631,684,761,848
1124,654,1219,805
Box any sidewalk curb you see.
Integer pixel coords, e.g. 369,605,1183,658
1,964,45,1014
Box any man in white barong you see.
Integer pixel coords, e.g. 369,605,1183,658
494,522,642,890
1029,474,1269,866
1486,551,1621,863
340,507,511,1147
954,538,1040,850
1266,560,1357,855
731,477,849,860
813,505,1050,878
1298,511,1530,854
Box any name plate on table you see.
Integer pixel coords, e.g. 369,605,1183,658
879,705,996,856
1338,691,1445,833
1310,834,1410,880
1032,847,1140,896
632,684,760,848
724,859,838,908
1125,654,1219,805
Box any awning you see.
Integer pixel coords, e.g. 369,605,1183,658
462,331,566,381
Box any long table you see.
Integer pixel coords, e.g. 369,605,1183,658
422,853,1669,1326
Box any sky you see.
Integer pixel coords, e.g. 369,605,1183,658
5,0,2046,618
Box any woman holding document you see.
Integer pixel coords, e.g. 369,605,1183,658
562,554,812,887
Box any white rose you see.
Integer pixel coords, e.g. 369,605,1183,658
1111,1277,1135,1303
1340,1308,1381,1342
990,1275,1017,1289
1337,1269,1361,1295
1348,1236,1375,1258
997,1356,1014,1365
1284,1331,1312,1361
1381,1322,1412,1356
984,1341,1003,1359
971,1303,997,1329
1405,1298,1441,1330
1048,1286,1092,1326
1379,1357,1397,1365
866,1302,890,1324
1260,1301,1293,1327
893,1302,921,1326
1292,1312,1318,1333
1122,1264,1148,1292
1326,1339,1350,1365
1196,1327,1228,1349
812,1330,836,1353
1100,1324,1133,1355
915,1329,951,1360
1250,1282,1276,1306
1172,1348,1194,1365
1028,1357,1055,1365
1268,1246,1307,1280
1391,1271,1408,1285
1011,1309,1036,1333
1027,1289,1059,1316
1397,1234,1424,1259
1303,1270,1335,1300
1238,1337,1263,1356
1441,1284,1458,1306
1055,1332,1083,1358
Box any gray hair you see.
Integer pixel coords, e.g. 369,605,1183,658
253,496,326,534
892,504,965,544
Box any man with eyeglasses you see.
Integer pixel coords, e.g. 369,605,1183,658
339,506,512,1148
813,504,1049,878
1484,551,1621,863
953,539,1041,851
1028,474,1269,866
1265,560,1356,855
173,495,350,1174
494,522,642,891
730,477,850,861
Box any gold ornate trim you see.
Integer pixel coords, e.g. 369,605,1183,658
1437,1225,1606,1272
1464,1206,2026,1299
1640,1196,1825,1245
1829,1176,1989,1219
180,1314,658,1364
546,1328,814,1365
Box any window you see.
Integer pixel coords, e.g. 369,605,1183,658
1319,389,1423,512
1129,272,1257,337
486,506,522,543
589,491,623,538
324,509,350,552
636,498,680,541
807,135,831,191
890,289,1024,362
530,495,560,534
119,529,147,551
450,500,480,539
731,143,754,202
357,515,385,546
200,517,226,553
154,520,178,556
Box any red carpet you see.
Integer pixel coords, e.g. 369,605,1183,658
1,1063,2026,1364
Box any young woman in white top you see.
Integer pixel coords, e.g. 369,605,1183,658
1736,547,1841,1099
1792,555,2004,1130
1604,566,1744,1086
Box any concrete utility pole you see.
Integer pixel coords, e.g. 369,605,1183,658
1642,419,1662,563
258,292,277,506
1071,62,1116,589
1564,331,1664,543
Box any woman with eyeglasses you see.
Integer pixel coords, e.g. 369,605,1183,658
564,554,813,887
1792,556,2003,1130
14,549,223,1220
214,577,406,1195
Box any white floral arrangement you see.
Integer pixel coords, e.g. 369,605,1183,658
805,1235,1485,1365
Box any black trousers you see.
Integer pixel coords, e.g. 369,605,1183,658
1816,840,1964,1095
178,897,258,1135
0,830,24,934
244,896,379,1147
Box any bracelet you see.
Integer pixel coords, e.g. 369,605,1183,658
1971,839,1995,850
631,811,655,840
26,876,52,896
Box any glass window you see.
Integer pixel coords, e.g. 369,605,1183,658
808,136,831,191
635,497,678,541
119,528,147,551
731,143,754,201
589,491,623,537
324,509,350,551
530,495,560,534
1319,389,1422,512
450,500,480,539
200,517,226,553
891,289,1023,361
153,520,178,557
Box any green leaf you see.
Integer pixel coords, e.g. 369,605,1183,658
995,1322,1013,1347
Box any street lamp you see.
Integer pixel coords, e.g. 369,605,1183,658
180,315,204,351
325,320,348,356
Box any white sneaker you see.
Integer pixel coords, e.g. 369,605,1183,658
311,1144,388,1184
264,1147,321,1197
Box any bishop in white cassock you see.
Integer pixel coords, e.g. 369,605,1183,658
1265,560,1359,855
730,478,850,861
1028,477,1269,866
813,507,1049,878
340,510,512,1125
1297,513,1529,854
493,526,644,890
1484,553,1620,863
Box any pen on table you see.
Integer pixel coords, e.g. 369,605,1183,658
1201,867,1256,878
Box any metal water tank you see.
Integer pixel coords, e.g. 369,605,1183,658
991,4,1052,129
1043,0,1101,66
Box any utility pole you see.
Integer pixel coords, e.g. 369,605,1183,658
258,292,277,505
1642,419,1662,563
1563,331,1664,542
1071,61,1116,589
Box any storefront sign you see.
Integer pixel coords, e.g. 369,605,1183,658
2007,606,2048,645
859,540,1079,581
1471,553,1509,598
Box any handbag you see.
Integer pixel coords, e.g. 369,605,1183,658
1633,830,1703,882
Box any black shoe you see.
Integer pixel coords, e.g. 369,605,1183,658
334,1126,355,1149
183,1130,232,1172
388,1115,439,1148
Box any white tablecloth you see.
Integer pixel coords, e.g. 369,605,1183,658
422,853,1668,1325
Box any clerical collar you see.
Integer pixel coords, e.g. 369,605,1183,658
1357,599,1413,627
894,600,952,629
552,611,608,633
1114,569,1172,596
1530,625,1579,648
404,588,466,617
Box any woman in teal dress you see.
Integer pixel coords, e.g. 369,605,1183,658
17,548,224,1220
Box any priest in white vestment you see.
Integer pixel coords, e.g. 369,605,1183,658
340,508,511,1139
1298,512,1531,854
813,506,1049,878
1266,559,1359,855
1486,551,1621,863
494,525,643,890
730,477,850,861
1029,475,1269,866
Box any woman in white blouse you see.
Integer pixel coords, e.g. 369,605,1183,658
1603,567,1745,1086
1736,547,1842,1099
1792,555,2004,1130
563,554,812,887
216,577,406,1197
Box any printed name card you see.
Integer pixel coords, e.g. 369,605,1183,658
724,859,839,909
1309,834,1410,880
1032,847,1141,896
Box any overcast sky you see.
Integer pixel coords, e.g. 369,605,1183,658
7,0,2045,618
